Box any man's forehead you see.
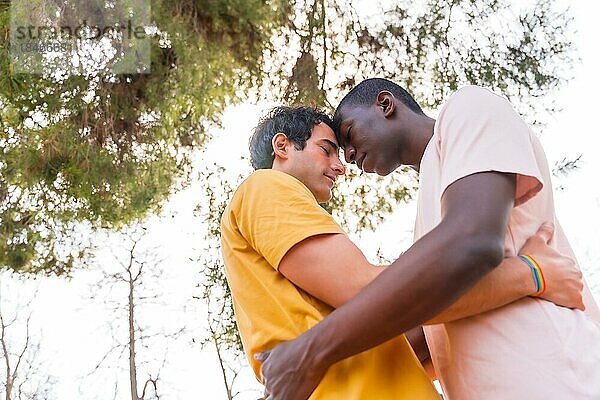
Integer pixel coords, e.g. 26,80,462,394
312,122,339,145
337,105,367,128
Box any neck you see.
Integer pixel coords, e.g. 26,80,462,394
403,114,435,172
271,159,287,174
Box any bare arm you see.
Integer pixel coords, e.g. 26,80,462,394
278,233,380,309
279,224,582,323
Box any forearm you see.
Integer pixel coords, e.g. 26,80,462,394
426,256,534,324
307,221,503,369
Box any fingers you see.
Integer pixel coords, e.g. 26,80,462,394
259,385,270,400
255,352,270,386
569,295,586,311
535,222,555,244
255,351,270,362
572,269,584,311
570,291,585,311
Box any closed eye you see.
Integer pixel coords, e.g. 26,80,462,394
320,146,330,155
347,126,352,144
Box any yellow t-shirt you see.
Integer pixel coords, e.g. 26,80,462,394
220,169,439,400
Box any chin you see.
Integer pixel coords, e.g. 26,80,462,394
316,190,332,204
377,160,401,176
372,165,390,176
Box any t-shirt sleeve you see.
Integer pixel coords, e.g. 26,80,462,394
437,87,544,207
235,171,345,270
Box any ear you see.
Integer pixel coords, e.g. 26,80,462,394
272,133,291,160
376,91,395,118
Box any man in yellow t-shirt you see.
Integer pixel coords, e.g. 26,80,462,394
220,106,581,399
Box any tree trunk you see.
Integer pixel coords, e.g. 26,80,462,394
213,334,233,400
4,377,12,400
129,275,139,400
1,315,13,400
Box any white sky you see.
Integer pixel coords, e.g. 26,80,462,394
1,1,600,399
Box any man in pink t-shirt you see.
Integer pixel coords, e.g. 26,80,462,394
257,79,600,400
414,85,600,398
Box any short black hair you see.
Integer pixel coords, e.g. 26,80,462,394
333,78,423,137
249,106,334,170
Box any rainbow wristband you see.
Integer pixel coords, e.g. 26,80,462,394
519,254,546,296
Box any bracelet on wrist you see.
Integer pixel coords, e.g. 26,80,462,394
519,254,546,296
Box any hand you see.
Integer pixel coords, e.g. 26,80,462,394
519,223,584,310
255,337,329,400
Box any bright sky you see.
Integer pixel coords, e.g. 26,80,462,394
1,1,599,399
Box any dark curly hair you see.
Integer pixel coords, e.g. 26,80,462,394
249,106,334,170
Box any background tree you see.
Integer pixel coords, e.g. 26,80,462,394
84,227,185,399
0,0,291,274
0,276,54,400
195,166,250,400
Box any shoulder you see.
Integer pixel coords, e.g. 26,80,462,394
229,169,314,213
241,169,310,195
244,169,298,185
442,86,512,114
436,86,517,133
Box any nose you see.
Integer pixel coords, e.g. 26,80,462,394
344,146,356,164
332,156,346,176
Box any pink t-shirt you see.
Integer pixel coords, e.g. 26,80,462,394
416,86,600,399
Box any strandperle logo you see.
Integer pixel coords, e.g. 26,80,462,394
10,0,151,74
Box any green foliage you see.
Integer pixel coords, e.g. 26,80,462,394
0,0,289,274
266,0,572,119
